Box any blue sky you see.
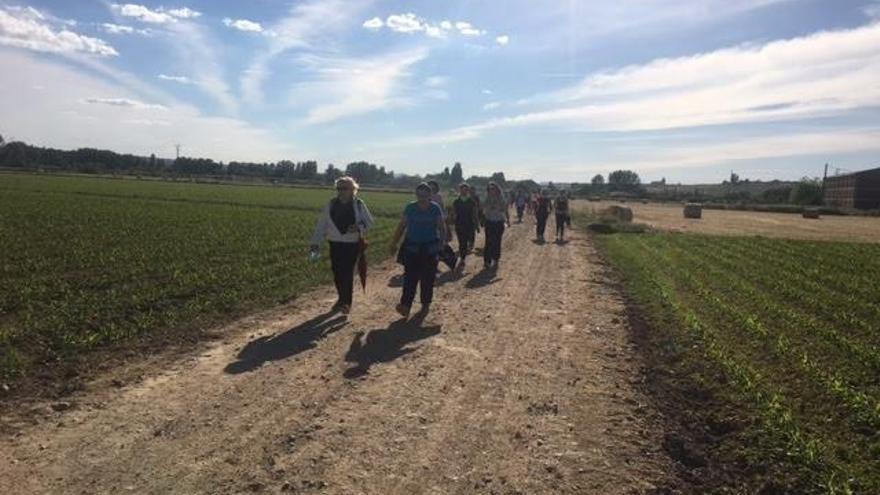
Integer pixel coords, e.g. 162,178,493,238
1,0,879,183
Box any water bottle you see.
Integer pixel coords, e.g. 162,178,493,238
308,250,321,263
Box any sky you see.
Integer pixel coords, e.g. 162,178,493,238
1,0,879,183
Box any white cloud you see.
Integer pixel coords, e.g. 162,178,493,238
455,21,485,37
496,34,510,45
403,22,880,143
102,23,151,36
386,13,425,33
481,89,493,95
0,6,118,56
158,74,190,84
558,129,880,174
2,50,294,162
166,7,201,19
424,76,448,87
289,47,429,125
102,23,133,34
425,24,445,39
83,97,167,110
242,0,371,106
362,17,383,30
482,102,501,111
165,21,238,113
111,4,201,24
365,13,488,40
223,18,263,33
112,4,174,24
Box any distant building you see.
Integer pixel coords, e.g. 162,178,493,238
824,166,880,210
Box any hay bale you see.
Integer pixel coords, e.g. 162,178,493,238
683,203,702,219
802,208,821,219
600,205,633,223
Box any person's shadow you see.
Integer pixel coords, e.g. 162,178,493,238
388,273,405,288
224,311,349,374
465,265,502,289
343,311,441,379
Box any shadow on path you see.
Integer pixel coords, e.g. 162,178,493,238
343,311,441,379
465,265,502,289
224,311,349,374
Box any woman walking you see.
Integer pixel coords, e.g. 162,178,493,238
554,190,571,242
534,189,552,243
482,182,510,269
389,183,447,317
310,176,374,315
451,183,480,271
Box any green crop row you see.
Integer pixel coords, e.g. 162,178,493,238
598,232,880,494
0,174,405,381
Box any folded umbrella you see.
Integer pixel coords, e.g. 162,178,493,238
357,237,368,292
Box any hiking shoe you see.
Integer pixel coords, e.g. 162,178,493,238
340,304,351,315
395,304,411,318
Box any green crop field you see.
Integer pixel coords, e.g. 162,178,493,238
0,173,407,382
598,233,880,493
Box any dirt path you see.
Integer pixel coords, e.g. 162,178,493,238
0,220,675,494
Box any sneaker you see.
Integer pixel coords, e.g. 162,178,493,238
340,304,351,315
395,303,411,318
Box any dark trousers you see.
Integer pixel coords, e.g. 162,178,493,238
536,214,549,237
401,247,439,307
456,224,475,261
556,213,567,237
329,241,359,306
484,220,505,264
516,205,525,221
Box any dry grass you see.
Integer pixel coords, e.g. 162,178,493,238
574,200,880,243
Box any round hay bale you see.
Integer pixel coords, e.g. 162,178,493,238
802,208,820,219
600,205,633,223
683,203,702,219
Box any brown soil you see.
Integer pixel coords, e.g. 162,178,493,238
0,220,679,494
575,200,880,243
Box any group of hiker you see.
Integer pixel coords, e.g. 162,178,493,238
310,177,573,317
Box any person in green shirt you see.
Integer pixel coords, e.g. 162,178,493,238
451,183,480,271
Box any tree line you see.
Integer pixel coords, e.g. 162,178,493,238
0,136,512,190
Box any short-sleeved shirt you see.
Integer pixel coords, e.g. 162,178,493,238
404,201,443,244
555,198,569,214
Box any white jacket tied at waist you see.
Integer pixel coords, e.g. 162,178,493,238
311,198,374,245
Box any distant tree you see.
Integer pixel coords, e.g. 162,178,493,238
490,171,506,186
450,162,463,185
789,177,823,205
760,185,793,204
607,170,641,192
0,134,5,147
325,163,343,184
730,172,740,185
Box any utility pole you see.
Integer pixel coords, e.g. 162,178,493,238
821,162,829,204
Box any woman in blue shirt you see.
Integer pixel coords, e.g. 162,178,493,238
389,182,447,317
